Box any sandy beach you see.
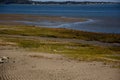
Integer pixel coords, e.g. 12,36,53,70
0,46,120,80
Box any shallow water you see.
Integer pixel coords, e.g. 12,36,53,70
0,4,120,33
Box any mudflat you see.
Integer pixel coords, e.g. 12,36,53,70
0,14,86,25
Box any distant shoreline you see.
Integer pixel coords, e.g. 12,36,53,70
0,1,120,5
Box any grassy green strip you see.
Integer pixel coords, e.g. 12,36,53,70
0,25,120,43
1,36,120,62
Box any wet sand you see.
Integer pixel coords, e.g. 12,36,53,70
0,14,87,26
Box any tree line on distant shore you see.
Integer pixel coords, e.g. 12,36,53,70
0,0,31,4
0,0,119,4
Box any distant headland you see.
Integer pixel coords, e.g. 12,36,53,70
0,0,119,4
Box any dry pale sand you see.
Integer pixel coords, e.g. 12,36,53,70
0,47,120,80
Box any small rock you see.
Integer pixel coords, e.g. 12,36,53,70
53,49,57,52
2,56,9,60
0,56,9,63
13,61,15,63
0,58,4,63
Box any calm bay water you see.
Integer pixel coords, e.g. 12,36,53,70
0,4,120,33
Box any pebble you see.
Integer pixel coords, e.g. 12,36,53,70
0,56,9,63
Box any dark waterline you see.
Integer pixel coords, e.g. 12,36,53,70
0,4,120,33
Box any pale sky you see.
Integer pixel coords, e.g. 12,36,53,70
32,0,120,2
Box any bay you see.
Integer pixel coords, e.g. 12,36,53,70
0,4,120,33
